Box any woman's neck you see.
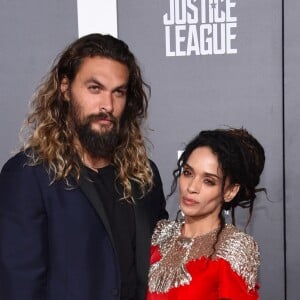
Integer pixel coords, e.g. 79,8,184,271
181,217,220,238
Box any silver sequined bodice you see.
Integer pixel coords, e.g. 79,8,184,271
148,220,260,293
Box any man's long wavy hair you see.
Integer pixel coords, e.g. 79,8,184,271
22,33,153,200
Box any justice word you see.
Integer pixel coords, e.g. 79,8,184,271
163,0,238,56
163,0,237,25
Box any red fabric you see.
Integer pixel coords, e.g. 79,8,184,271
147,246,259,300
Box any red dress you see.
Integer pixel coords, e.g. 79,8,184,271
147,220,259,300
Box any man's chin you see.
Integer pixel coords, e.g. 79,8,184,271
91,124,114,134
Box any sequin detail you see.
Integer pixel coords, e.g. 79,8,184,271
148,220,260,293
216,229,260,291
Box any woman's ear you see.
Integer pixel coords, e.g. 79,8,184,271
60,77,70,101
224,184,240,202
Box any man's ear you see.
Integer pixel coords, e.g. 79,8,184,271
60,77,70,101
224,184,240,202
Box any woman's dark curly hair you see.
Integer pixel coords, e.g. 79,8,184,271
171,128,265,227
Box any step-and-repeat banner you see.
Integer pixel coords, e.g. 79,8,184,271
117,1,283,299
1,1,299,299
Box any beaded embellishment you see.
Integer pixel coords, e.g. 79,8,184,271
148,220,259,293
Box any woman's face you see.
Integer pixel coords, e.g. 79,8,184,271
179,146,229,224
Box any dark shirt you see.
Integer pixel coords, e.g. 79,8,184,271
86,165,136,300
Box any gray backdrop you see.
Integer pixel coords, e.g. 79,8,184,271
285,1,300,299
118,1,283,299
0,1,299,299
0,1,78,164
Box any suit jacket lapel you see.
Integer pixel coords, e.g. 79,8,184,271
134,196,152,296
78,167,116,251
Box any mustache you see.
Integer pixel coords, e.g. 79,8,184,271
85,112,117,125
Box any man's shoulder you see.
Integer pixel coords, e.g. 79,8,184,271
0,151,76,191
148,159,162,182
148,159,158,172
1,151,45,178
1,151,30,171
0,152,43,192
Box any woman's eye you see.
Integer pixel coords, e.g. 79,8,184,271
182,169,192,176
204,179,216,186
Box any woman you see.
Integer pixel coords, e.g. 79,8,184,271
147,128,265,300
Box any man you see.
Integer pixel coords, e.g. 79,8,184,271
0,33,168,300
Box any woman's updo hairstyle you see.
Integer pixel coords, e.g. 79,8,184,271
225,128,265,210
170,128,265,224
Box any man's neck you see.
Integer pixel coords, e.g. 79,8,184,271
74,139,111,171
82,152,111,172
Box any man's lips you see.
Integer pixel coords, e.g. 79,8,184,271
89,112,116,125
97,118,113,125
92,116,115,126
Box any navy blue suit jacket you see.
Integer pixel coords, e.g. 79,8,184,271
0,152,167,300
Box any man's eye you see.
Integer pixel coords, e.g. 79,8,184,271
88,85,100,92
114,90,126,97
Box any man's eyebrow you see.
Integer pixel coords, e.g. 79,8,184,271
84,77,128,90
84,77,104,86
114,84,128,90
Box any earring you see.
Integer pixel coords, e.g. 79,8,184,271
223,209,230,217
223,201,231,217
176,207,185,222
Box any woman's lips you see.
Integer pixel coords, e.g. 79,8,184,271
181,197,198,206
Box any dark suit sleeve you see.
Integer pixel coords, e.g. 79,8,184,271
150,160,168,223
134,160,168,300
0,155,47,299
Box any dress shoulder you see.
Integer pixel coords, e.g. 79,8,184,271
216,225,260,291
151,219,180,246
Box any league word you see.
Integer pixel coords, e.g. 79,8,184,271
163,0,238,56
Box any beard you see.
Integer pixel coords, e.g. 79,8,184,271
70,103,120,159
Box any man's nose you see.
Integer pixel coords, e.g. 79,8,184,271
99,92,113,113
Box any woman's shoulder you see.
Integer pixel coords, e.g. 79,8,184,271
151,219,180,246
216,224,260,290
217,224,259,256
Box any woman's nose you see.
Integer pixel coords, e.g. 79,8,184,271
187,179,200,194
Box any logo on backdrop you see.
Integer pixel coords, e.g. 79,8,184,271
163,0,238,56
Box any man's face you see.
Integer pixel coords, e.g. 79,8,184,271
61,56,129,158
